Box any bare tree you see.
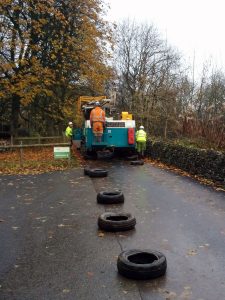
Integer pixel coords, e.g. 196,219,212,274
114,19,182,137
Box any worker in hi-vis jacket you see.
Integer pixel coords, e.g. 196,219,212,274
135,125,147,158
90,102,106,142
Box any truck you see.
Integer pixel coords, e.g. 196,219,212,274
73,96,136,157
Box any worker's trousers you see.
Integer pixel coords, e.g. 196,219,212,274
136,141,146,155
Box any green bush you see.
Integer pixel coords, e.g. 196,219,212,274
146,140,225,185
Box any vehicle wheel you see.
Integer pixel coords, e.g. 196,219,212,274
98,212,136,231
117,249,167,280
84,154,91,160
88,168,108,178
97,191,124,204
80,141,86,156
97,151,114,160
130,160,144,165
84,167,90,175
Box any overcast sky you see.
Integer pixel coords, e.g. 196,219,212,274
107,0,225,76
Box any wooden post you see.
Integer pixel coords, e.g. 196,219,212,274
68,152,71,166
19,141,23,167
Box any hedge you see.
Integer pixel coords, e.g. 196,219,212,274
146,140,225,186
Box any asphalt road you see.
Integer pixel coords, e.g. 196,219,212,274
0,159,225,300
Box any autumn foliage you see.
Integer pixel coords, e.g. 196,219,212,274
0,0,113,135
0,147,78,174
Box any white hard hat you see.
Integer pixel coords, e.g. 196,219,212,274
95,101,100,106
68,122,73,125
140,125,144,129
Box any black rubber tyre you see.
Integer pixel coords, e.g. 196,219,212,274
117,249,167,280
84,167,90,175
130,160,144,165
126,155,138,161
98,212,136,231
88,169,108,178
97,191,124,204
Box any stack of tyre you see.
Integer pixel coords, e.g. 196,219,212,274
126,154,145,166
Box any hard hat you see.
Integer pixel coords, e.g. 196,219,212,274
95,101,100,106
140,125,144,129
68,122,73,125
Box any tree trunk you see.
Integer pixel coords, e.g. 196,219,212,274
164,118,168,139
11,94,20,136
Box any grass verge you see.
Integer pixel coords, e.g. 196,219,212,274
0,147,79,175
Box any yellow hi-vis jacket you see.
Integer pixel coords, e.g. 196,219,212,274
65,126,73,137
136,129,147,142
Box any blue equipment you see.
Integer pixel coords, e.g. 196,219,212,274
73,97,136,155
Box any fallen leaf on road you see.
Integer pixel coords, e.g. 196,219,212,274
58,224,72,228
0,219,5,222
87,272,94,277
58,224,65,228
180,286,192,299
98,232,105,237
159,289,177,299
36,216,46,219
12,227,19,230
187,249,197,256
62,289,70,293
215,187,225,192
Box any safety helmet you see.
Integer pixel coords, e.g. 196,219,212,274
95,101,100,106
140,125,144,129
68,121,73,125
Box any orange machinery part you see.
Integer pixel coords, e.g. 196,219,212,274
128,128,135,144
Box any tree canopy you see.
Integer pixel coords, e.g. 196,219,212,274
0,0,113,135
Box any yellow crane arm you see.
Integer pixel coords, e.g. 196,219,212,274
76,96,107,125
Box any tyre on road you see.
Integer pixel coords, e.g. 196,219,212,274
130,160,144,165
98,212,136,231
126,155,138,161
84,167,90,175
117,249,167,280
88,169,108,178
97,191,124,204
